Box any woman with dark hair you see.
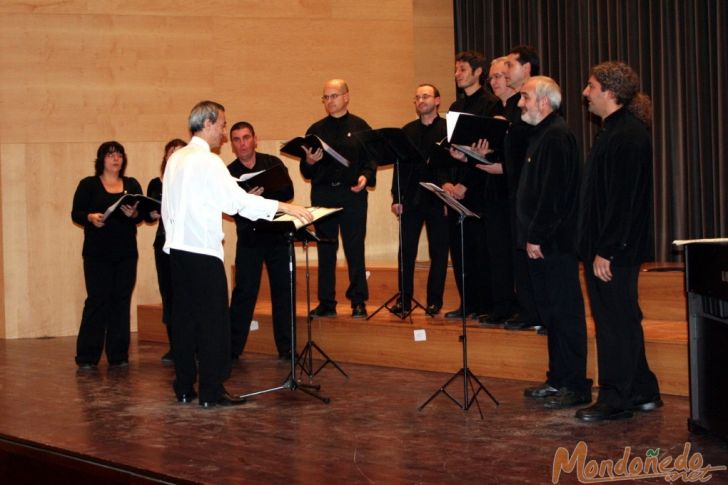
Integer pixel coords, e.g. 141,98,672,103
71,141,143,369
146,138,186,363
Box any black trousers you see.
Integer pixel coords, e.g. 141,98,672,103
397,204,449,308
482,201,516,315
528,252,590,392
76,254,137,365
509,203,540,323
585,264,660,408
169,249,231,402
312,186,368,307
230,241,293,356
153,245,173,345
449,215,490,314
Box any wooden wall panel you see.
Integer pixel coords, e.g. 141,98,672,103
0,0,455,338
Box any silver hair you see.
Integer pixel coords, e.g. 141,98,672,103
529,76,562,110
188,100,225,133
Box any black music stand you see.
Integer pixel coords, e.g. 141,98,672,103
416,182,499,418
354,128,427,321
237,208,341,404
296,228,348,380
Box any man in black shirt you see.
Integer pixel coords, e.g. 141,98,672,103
576,62,661,422
516,76,591,409
390,84,449,316
300,79,376,318
228,121,295,361
443,51,510,321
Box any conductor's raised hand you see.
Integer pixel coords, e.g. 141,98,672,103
303,145,324,165
351,175,367,193
278,202,314,225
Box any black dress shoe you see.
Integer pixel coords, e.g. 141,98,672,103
425,304,441,316
310,304,336,318
504,319,541,331
478,314,503,327
77,362,98,371
278,350,292,361
200,391,247,408
631,395,664,412
543,388,592,409
390,300,411,316
177,390,198,404
480,310,515,325
161,351,173,364
576,402,633,422
351,304,367,319
524,382,559,398
444,308,478,320
108,360,129,368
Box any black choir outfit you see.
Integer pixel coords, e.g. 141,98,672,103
228,153,294,358
392,115,449,311
502,92,541,326
577,107,660,410
71,176,143,366
446,87,510,317
146,177,173,344
300,112,376,311
516,112,590,394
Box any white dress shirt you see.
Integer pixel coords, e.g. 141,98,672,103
162,136,279,261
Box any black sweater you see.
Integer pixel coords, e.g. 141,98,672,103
71,176,142,258
516,113,581,255
146,177,164,249
300,112,376,190
392,115,448,209
228,153,293,247
577,107,654,266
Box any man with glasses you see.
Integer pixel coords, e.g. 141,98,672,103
300,79,376,319
390,84,449,316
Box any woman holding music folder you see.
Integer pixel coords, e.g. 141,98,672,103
71,141,143,370
146,138,186,364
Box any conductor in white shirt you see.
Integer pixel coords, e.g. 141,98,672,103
162,100,312,408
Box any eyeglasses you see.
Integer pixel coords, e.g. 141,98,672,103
321,93,345,101
414,94,435,101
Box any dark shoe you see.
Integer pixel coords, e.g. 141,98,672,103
444,308,478,320
480,310,515,325
478,314,503,327
278,350,292,361
161,351,173,364
390,300,411,316
177,390,198,404
425,304,441,316
631,395,664,412
576,402,633,422
537,327,548,336
544,388,592,409
524,382,559,399
200,391,247,408
504,319,541,331
77,362,97,371
352,304,367,319
310,304,336,318
108,360,129,368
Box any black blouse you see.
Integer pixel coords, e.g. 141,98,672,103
71,176,143,258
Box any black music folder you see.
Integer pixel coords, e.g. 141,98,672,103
235,164,292,194
352,128,424,166
102,194,160,221
446,111,509,162
280,135,350,167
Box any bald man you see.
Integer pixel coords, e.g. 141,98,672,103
300,79,376,318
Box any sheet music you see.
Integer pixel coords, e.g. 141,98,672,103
419,182,479,218
673,238,728,246
273,206,342,229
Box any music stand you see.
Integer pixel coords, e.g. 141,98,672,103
416,182,499,418
295,228,348,380
354,128,427,321
237,207,341,404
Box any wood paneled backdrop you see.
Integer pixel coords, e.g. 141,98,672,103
0,1,455,338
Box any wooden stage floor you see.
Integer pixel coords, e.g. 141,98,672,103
0,336,726,484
